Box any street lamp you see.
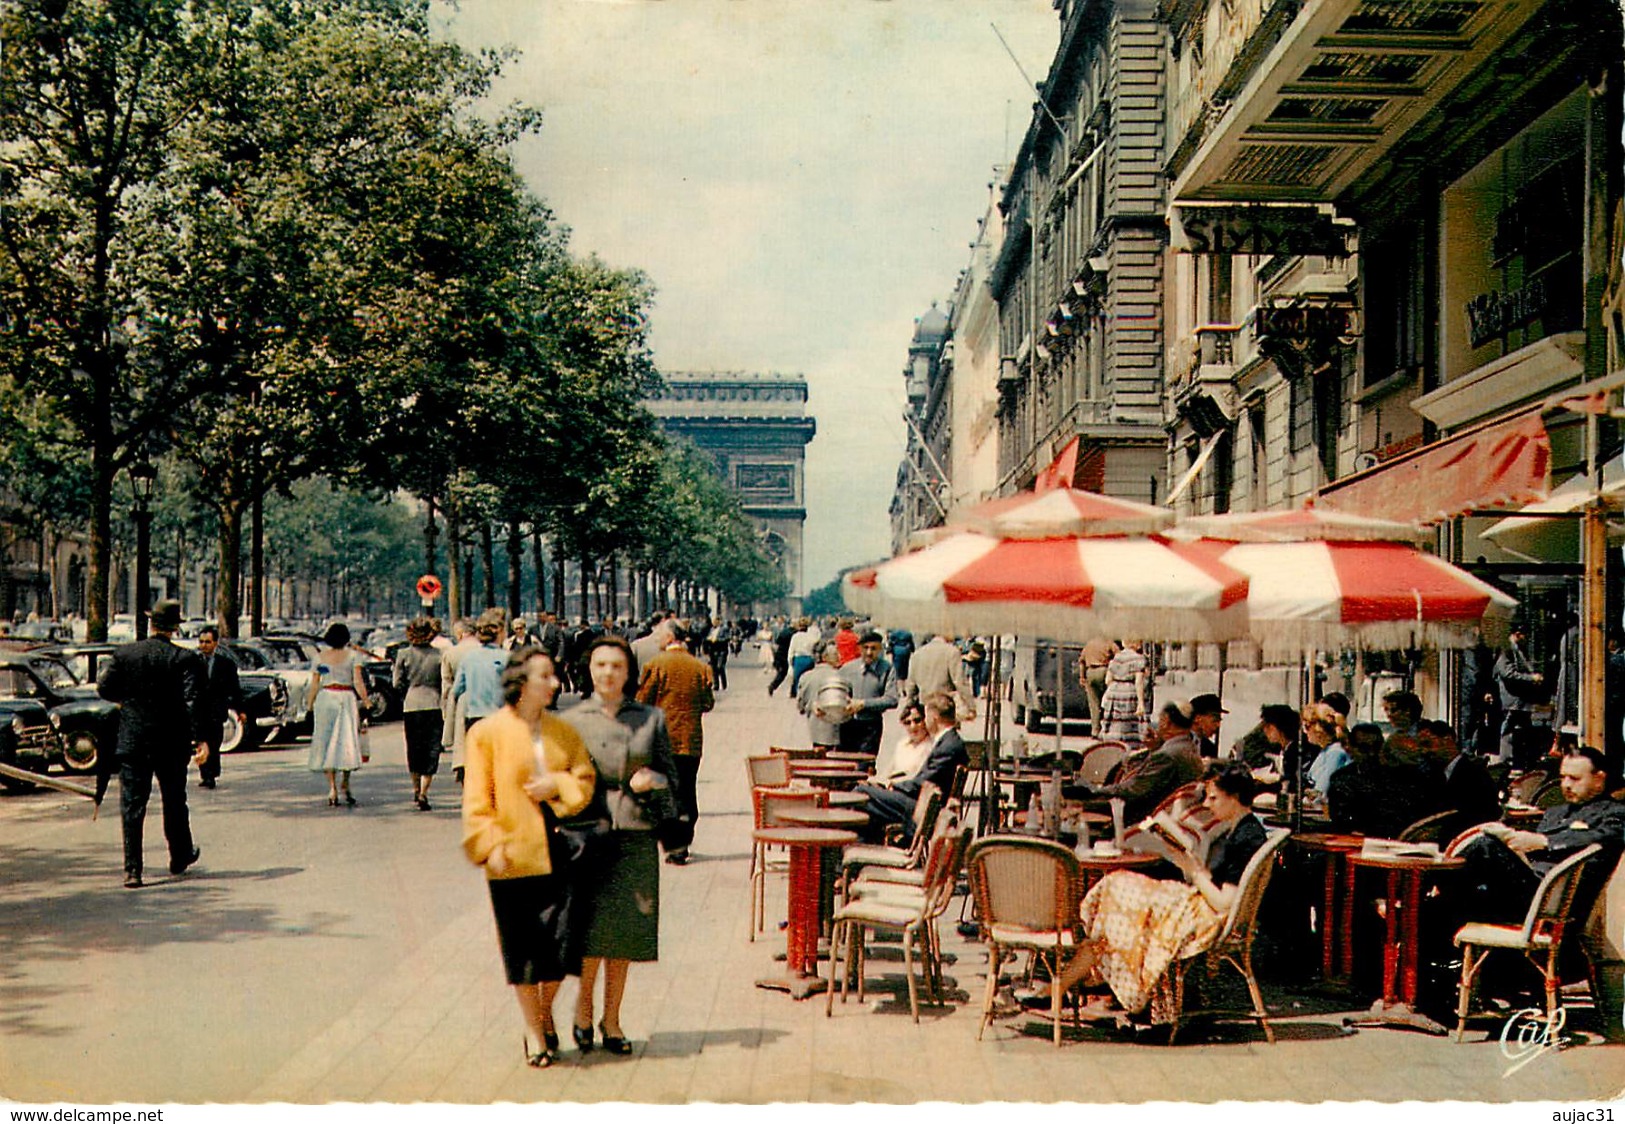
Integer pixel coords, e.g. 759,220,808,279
129,460,157,640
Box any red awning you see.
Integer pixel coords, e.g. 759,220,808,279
1314,408,1549,526
1034,435,1081,492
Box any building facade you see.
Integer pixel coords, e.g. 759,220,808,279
991,0,1172,504
645,372,817,608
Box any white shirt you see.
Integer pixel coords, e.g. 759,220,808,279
875,731,934,786
788,629,817,660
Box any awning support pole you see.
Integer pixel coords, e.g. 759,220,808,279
1582,413,1608,749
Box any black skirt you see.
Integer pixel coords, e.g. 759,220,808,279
403,710,443,775
487,872,577,984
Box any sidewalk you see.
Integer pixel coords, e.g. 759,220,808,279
0,653,1621,1103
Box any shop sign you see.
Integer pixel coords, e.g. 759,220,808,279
1255,304,1359,342
1466,278,1547,350
1171,205,1354,257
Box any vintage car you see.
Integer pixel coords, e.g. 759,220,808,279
263,632,401,723
0,652,120,787
40,641,290,754
231,636,319,739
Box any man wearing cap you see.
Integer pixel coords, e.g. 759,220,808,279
96,600,210,889
1190,693,1226,759
839,630,899,754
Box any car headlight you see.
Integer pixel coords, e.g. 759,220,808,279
10,716,25,736
48,712,61,728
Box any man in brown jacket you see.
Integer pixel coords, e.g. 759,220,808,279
636,622,715,864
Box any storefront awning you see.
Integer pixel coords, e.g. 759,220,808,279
1314,408,1549,526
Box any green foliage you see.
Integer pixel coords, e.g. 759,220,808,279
802,573,852,619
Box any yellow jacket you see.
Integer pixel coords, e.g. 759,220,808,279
462,707,596,879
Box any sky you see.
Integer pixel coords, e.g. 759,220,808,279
432,0,1061,592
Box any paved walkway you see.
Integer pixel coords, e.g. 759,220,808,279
0,650,1621,1104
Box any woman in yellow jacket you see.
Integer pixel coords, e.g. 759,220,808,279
463,648,596,1068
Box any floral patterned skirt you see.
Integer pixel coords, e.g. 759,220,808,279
1077,870,1223,1023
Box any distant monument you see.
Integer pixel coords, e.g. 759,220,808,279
645,372,816,612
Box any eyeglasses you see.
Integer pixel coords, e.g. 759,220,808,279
901,716,924,726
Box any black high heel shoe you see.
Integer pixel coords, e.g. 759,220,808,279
599,1023,633,1056
522,1033,555,1069
542,1028,560,1053
344,792,357,807
572,1023,594,1053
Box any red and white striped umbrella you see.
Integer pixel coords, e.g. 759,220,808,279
1173,506,1428,544
843,532,1250,643
1187,539,1517,651
948,487,1173,539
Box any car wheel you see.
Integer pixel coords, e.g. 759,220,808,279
61,731,99,773
219,713,245,754
366,691,388,722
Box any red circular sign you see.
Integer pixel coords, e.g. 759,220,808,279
416,574,442,599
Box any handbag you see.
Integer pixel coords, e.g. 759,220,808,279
542,802,613,869
630,774,687,850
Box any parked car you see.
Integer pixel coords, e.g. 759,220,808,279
263,632,401,723
233,636,320,740
9,620,74,644
1010,639,1092,733
170,640,291,752
0,652,121,785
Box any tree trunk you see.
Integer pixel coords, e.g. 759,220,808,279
532,528,547,613
506,520,523,619
608,554,620,621
86,447,114,642
463,553,474,618
424,497,438,576
479,521,497,609
216,498,244,638
552,559,564,619
445,504,462,623
249,485,265,636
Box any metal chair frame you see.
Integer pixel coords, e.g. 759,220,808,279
1453,843,1603,1041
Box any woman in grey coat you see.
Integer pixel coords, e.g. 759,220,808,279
561,633,678,1057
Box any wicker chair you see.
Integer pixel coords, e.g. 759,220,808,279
748,786,826,940
1453,843,1603,1041
966,835,1080,1046
746,753,793,790
826,823,972,1021
1398,809,1460,844
1076,742,1128,786
837,784,942,897
1166,827,1290,1044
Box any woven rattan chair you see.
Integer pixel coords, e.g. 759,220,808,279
747,753,793,790
838,784,942,897
1453,843,1603,1041
748,786,826,940
1076,742,1128,786
1397,809,1459,844
966,835,1080,1046
826,824,972,1021
1166,827,1290,1044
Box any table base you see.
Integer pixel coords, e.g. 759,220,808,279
755,973,829,1000
1344,999,1450,1036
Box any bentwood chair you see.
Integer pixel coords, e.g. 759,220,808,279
966,835,1080,1047
827,822,972,1022
746,753,793,791
1453,843,1603,1041
1397,809,1460,845
1166,828,1290,1044
837,784,943,899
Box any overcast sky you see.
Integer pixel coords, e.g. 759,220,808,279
434,0,1060,591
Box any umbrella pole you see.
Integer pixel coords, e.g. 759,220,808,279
980,639,1004,837
1052,641,1065,838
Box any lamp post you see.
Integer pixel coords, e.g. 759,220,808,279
129,460,157,640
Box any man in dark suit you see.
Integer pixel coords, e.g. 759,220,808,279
854,691,967,843
97,600,210,888
194,625,242,789
1416,719,1501,839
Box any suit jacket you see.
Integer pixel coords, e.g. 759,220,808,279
197,651,242,725
1437,753,1502,836
461,707,596,879
562,697,678,831
895,727,967,800
1532,796,1625,875
907,638,974,712
97,636,208,763
1089,733,1202,823
637,646,715,757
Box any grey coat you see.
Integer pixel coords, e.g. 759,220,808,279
562,696,679,831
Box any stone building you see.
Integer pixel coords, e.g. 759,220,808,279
645,371,817,611
990,0,1172,503
890,304,951,554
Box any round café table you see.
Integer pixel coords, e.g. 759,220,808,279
1072,848,1161,896
1344,851,1465,1035
778,806,873,940
1291,832,1366,985
824,790,868,808
825,751,877,766
789,767,869,790
753,826,858,999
